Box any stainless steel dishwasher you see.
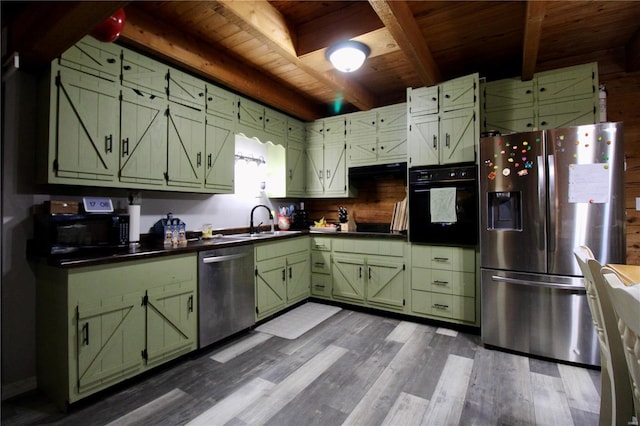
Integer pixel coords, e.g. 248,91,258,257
198,244,255,348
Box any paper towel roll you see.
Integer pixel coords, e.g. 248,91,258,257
128,204,141,243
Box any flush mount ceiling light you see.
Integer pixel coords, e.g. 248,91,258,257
326,40,371,73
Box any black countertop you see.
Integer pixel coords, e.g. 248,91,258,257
35,229,407,268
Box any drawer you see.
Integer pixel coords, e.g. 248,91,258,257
430,292,454,319
311,273,331,298
429,293,475,322
430,246,475,272
311,251,331,274
311,237,332,251
411,289,431,315
333,238,404,256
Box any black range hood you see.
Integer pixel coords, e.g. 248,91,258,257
348,162,407,180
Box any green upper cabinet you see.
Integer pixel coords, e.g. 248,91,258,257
481,62,599,134
347,103,407,168
237,97,287,144
204,84,236,193
121,49,167,98
285,118,306,197
58,36,120,80
119,89,167,187
47,65,119,184
408,85,439,116
305,117,348,198
206,84,238,121
166,102,206,189
408,73,479,167
167,67,206,110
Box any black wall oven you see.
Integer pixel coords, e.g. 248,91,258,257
408,164,478,246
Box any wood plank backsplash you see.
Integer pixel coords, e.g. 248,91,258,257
304,177,407,226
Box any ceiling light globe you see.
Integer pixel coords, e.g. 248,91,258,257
326,41,370,73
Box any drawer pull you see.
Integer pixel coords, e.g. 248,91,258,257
433,257,450,262
433,280,449,286
314,284,326,289
433,303,449,310
314,262,325,267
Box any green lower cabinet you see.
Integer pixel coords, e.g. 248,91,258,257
36,254,197,410
332,254,366,304
366,255,405,310
255,237,310,320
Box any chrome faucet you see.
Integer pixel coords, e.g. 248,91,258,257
250,204,274,234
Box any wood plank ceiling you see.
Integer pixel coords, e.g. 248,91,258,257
4,1,640,121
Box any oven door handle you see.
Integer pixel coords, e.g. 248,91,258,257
412,188,431,193
202,253,248,263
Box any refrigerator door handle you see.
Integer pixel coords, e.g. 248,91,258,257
491,275,585,293
537,155,547,251
547,154,556,254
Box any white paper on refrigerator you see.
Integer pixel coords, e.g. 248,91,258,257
567,163,610,203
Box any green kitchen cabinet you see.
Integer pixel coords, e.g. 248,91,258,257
237,97,287,144
310,237,332,299
166,102,206,189
58,36,120,80
305,138,348,197
410,244,477,324
121,49,167,99
408,73,479,167
483,78,536,134
535,63,598,105
206,84,238,122
537,97,597,130
347,103,407,167
43,65,119,185
118,88,167,188
285,137,306,197
36,254,197,410
266,117,307,198
331,254,366,304
167,67,206,110
254,237,310,320
204,113,235,193
366,254,405,310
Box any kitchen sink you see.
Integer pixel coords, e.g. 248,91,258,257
230,230,303,239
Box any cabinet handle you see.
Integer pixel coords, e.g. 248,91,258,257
526,89,532,94
107,58,116,64
199,92,204,97
539,87,546,92
326,169,330,179
445,133,450,148
431,97,437,102
445,94,450,99
368,267,372,280
433,303,449,310
314,262,325,267
188,295,194,312
541,121,548,126
123,65,131,71
433,257,450,262
197,152,202,167
282,269,286,281
208,96,213,101
371,147,376,151
319,170,323,179
380,146,384,150
289,169,293,179
359,267,362,279
289,267,292,279
433,280,449,286
208,153,212,168
326,128,331,132
122,138,129,156
527,123,533,127
314,284,326,289
433,135,437,148
105,134,113,153
82,322,89,345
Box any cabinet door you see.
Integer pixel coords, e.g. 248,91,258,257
255,258,287,319
237,97,265,139
121,49,166,98
287,118,306,142
323,141,347,196
378,103,407,133
145,285,197,366
332,254,365,302
286,140,306,197
305,142,325,195
536,63,597,104
538,98,597,130
119,89,167,186
306,120,324,144
484,107,536,134
377,127,407,165
52,67,119,182
440,108,476,164
76,292,144,394
408,113,439,167
167,68,205,110
264,108,287,141
348,110,377,136
441,74,477,112
408,86,439,116
286,251,310,304
367,256,405,310
348,135,378,167
323,116,346,142
484,78,534,111
59,36,120,80
206,84,237,122
166,102,205,189
204,114,235,193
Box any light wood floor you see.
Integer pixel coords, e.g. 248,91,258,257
2,305,601,425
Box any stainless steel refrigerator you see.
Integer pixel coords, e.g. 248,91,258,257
479,122,625,366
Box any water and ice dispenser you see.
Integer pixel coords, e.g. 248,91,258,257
487,191,522,231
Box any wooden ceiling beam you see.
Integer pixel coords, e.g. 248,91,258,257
626,27,640,72
368,0,442,87
521,1,546,81
119,6,324,121
214,0,378,111
295,2,383,56
7,1,129,68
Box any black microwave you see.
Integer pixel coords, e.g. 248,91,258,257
34,213,129,254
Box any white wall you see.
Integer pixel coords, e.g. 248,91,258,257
1,70,300,396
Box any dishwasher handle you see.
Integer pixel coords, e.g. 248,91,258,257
202,253,248,264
